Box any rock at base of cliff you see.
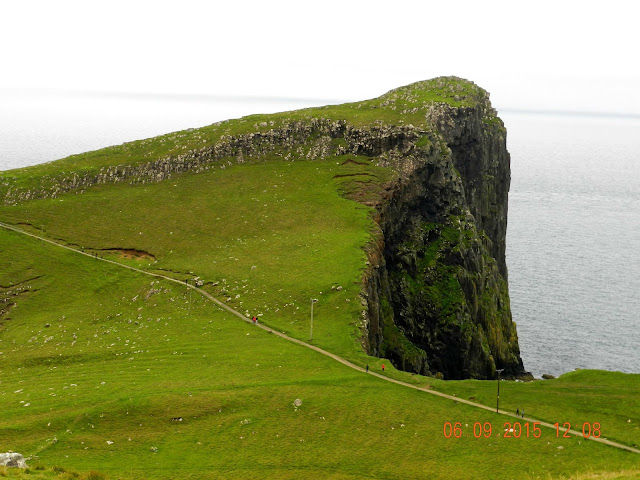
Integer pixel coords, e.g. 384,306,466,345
0,452,28,468
541,373,556,380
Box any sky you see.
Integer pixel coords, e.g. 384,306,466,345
2,0,639,115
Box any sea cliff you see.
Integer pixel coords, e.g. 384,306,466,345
361,88,524,379
0,77,526,379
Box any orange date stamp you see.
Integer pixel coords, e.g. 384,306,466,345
443,421,602,439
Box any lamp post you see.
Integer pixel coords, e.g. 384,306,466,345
185,279,191,313
496,368,505,413
310,298,318,341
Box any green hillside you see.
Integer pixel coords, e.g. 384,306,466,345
1,77,639,478
0,157,386,364
1,227,639,479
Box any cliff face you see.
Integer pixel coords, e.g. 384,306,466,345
363,93,524,380
2,77,525,379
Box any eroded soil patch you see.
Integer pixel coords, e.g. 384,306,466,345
0,276,41,323
97,248,156,261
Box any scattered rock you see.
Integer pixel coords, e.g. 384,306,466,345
542,374,555,380
0,452,27,468
144,288,160,300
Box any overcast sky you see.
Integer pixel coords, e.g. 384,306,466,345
2,0,639,114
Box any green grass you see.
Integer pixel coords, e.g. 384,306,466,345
1,227,640,479
431,370,640,448
0,76,638,478
0,465,108,479
0,156,393,365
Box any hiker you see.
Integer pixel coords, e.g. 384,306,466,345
365,364,369,373
521,409,524,418
516,408,520,416
381,364,385,372
252,316,257,324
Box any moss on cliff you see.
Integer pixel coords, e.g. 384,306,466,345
378,213,521,380
378,295,429,374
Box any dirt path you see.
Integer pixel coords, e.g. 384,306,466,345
1,220,638,455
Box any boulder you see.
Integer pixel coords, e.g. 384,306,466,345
0,452,27,468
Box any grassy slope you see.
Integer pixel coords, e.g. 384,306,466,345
0,156,390,364
434,370,640,449
1,77,639,478
2,153,639,454
1,228,639,480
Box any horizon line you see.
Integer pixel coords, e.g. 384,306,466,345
2,87,347,106
499,108,640,121
4,87,640,121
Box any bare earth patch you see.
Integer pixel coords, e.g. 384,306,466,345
99,248,156,261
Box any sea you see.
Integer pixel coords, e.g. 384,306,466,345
1,90,638,379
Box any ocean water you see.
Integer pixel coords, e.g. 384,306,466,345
1,92,638,378
503,112,640,377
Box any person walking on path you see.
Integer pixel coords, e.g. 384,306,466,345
381,364,385,372
365,364,369,373
516,408,520,416
252,316,257,324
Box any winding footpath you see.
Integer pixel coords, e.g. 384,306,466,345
1,220,638,455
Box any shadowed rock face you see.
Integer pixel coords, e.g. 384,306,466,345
363,91,525,380
0,452,27,468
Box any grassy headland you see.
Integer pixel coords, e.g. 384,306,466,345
0,77,638,478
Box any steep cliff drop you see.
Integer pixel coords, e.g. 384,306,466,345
362,78,526,380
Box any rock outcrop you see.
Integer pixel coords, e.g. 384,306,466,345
1,120,423,205
0,452,27,468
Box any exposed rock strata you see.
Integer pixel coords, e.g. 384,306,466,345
2,120,422,205
363,98,524,379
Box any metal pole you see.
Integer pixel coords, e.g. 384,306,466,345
185,279,191,313
496,368,504,413
310,299,314,341
310,298,317,341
